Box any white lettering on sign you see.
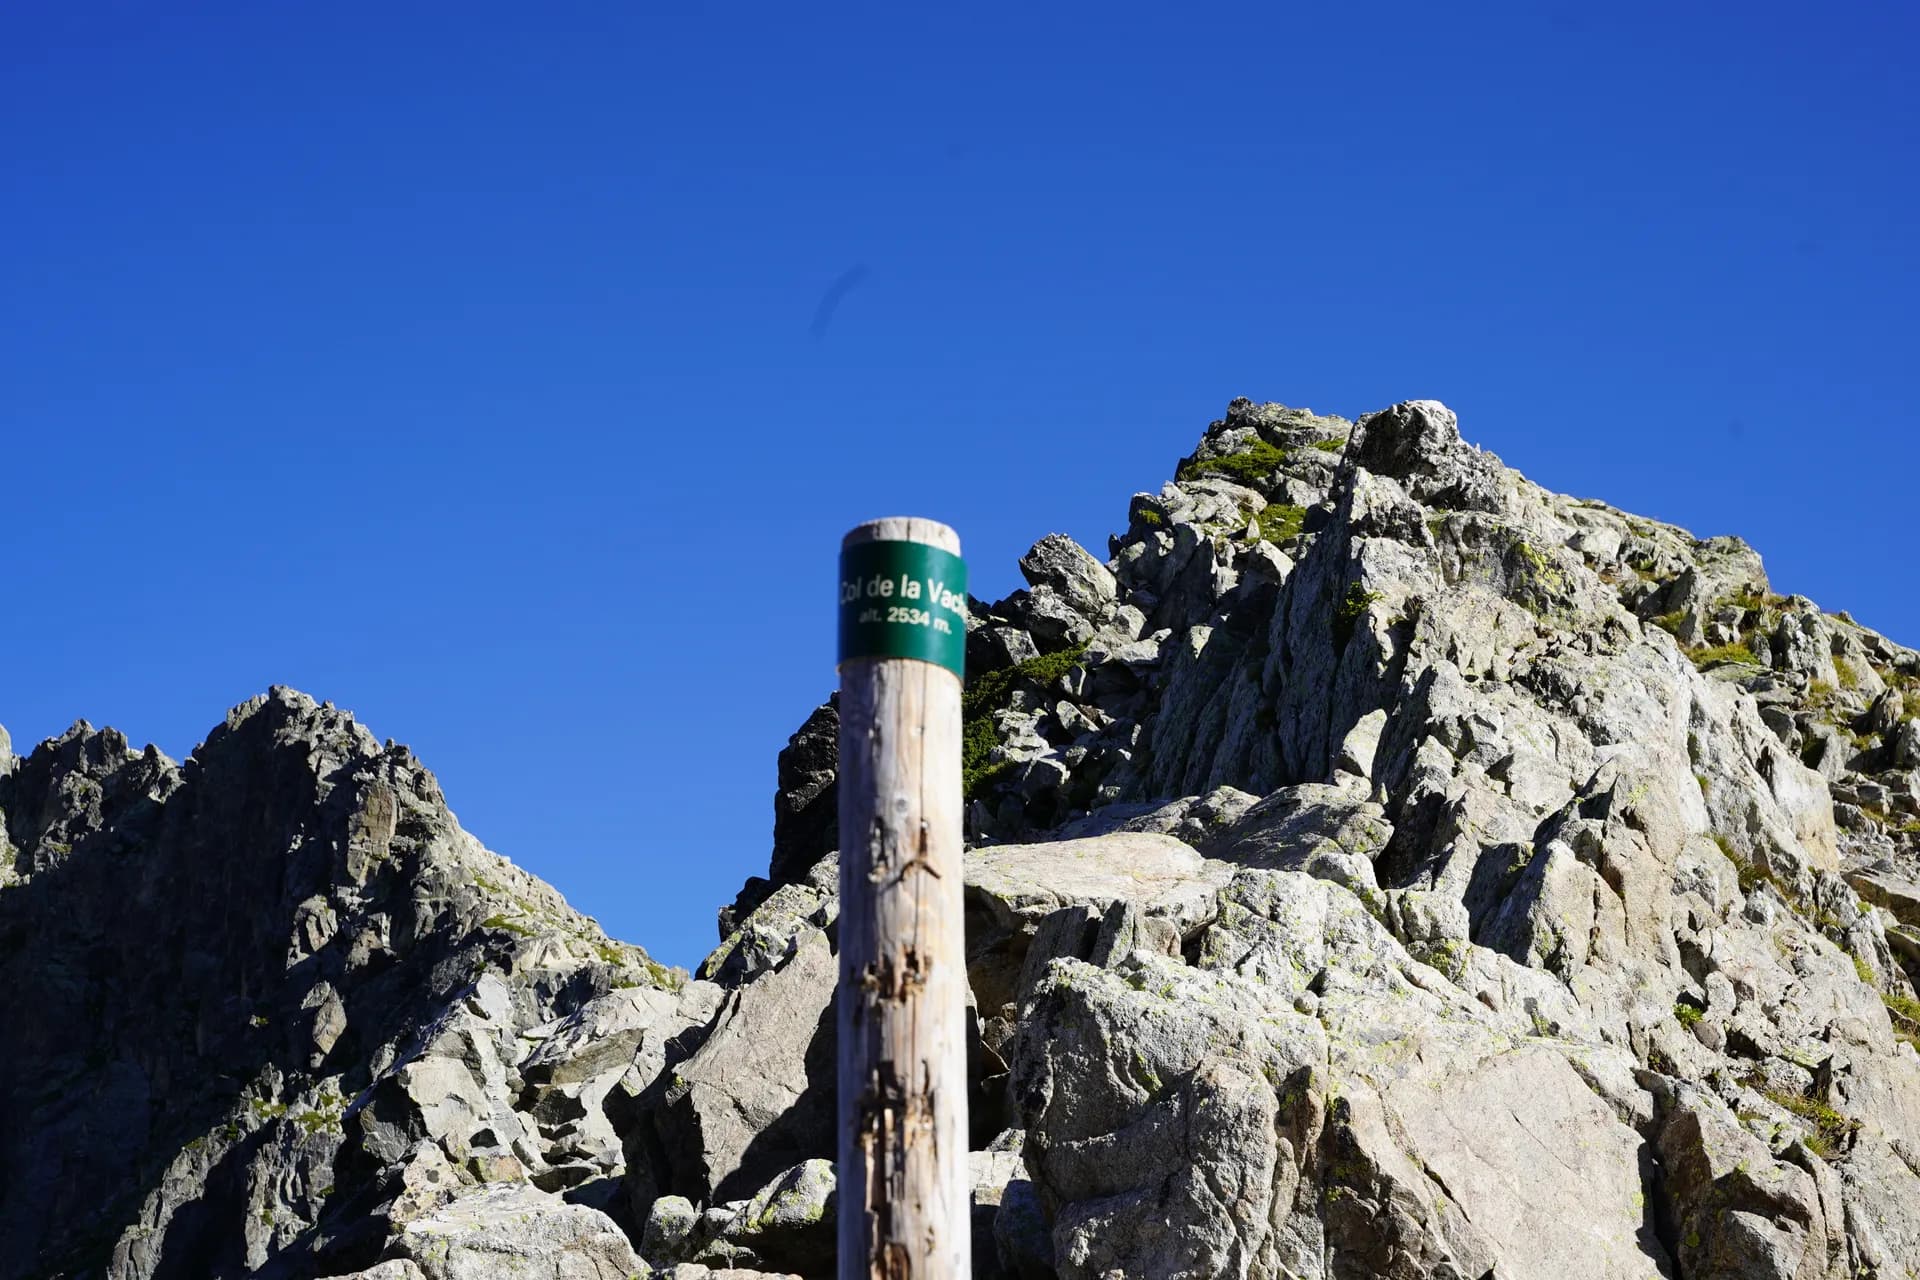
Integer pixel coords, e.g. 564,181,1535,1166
840,575,967,619
850,605,955,634
922,578,965,613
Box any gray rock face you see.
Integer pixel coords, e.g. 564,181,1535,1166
1020,534,1118,625
963,833,1231,1073
767,396,1920,1276
644,929,836,1205
1013,867,1665,1279
9,394,1920,1279
0,689,682,1280
767,700,839,886
382,1183,648,1280
699,867,837,990
641,1159,834,1275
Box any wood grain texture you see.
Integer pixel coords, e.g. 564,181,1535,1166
837,516,970,1280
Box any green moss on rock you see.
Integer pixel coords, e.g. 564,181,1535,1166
1333,584,1383,648
1254,502,1306,544
1177,438,1291,485
1689,642,1760,669
961,643,1088,798
481,913,535,938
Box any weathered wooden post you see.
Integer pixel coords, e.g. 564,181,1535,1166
836,517,971,1279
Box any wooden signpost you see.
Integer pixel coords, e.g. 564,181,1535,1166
835,517,971,1279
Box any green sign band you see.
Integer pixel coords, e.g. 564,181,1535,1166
838,539,968,677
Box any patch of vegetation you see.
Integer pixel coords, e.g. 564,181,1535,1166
1135,507,1163,528
1724,588,1768,612
1811,903,1850,938
481,914,536,938
961,643,1089,798
1311,437,1346,452
1833,656,1860,690
293,1090,345,1138
1177,438,1290,485
1254,502,1306,544
1750,1079,1858,1159
1851,952,1876,986
1650,610,1686,637
1718,835,1791,901
1885,670,1920,718
1883,990,1920,1031
643,956,681,990
1673,1001,1703,1029
1738,860,1787,896
962,726,1014,800
1885,992,1920,1051
1332,584,1383,648
1688,642,1760,669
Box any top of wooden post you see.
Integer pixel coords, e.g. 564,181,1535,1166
843,517,961,556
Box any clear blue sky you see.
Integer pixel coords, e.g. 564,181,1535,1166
4,4,1914,969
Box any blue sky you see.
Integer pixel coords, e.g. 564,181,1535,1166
3,3,1914,968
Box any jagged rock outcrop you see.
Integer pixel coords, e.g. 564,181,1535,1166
0,689,688,1280
7,395,1920,1279
731,396,1920,1277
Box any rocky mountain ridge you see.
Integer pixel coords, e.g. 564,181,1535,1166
6,396,1920,1279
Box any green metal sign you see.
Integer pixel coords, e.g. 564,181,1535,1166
838,539,968,677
